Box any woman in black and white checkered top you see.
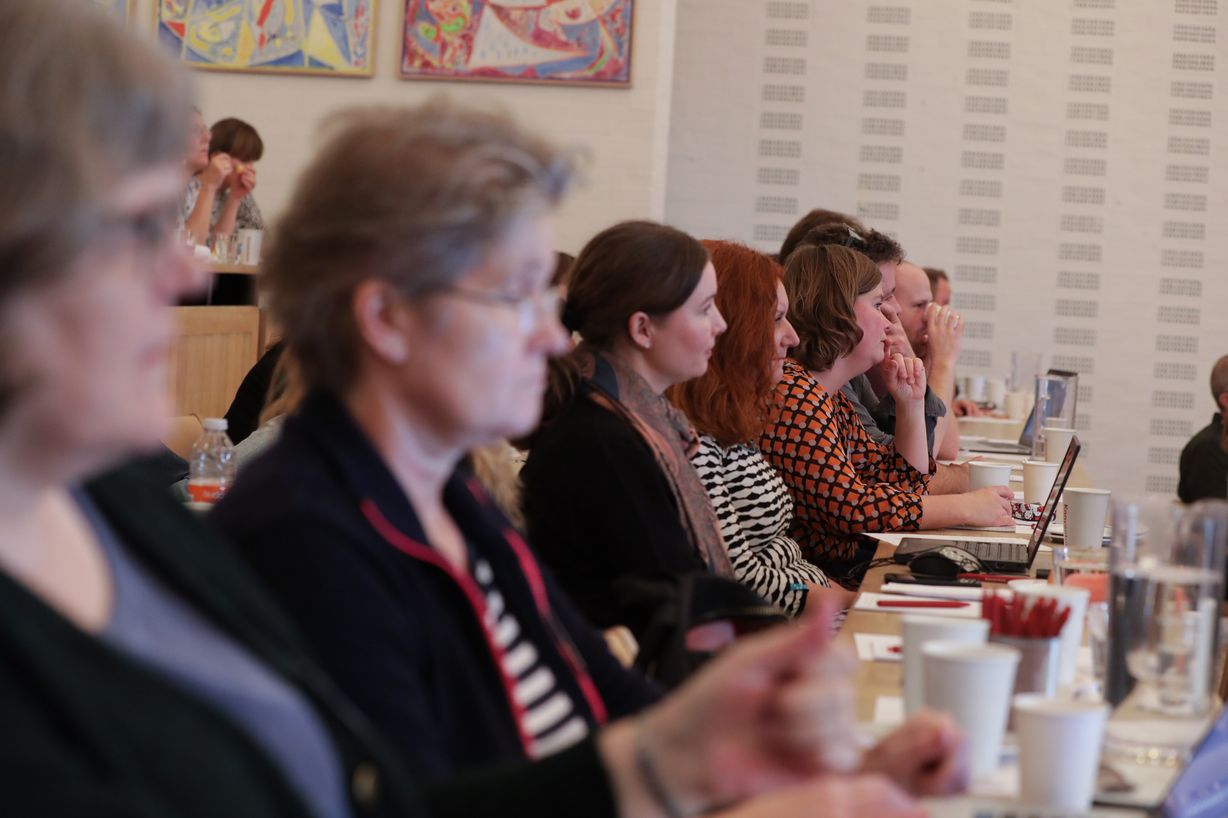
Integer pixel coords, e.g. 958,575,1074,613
670,241,830,616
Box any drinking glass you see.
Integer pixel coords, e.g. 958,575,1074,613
1106,497,1225,716
1030,373,1078,458
1053,544,1109,586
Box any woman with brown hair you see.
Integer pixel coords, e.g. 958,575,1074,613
668,242,830,616
761,245,1012,584
208,116,265,239
519,221,732,636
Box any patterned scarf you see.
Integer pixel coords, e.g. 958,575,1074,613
571,344,733,578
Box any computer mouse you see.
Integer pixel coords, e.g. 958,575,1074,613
907,546,986,577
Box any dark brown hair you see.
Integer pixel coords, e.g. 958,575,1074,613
778,208,862,263
797,223,905,266
209,117,265,163
262,100,574,394
539,221,708,426
669,241,781,446
923,267,949,286
785,245,882,373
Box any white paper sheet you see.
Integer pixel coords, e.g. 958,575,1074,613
853,591,983,618
853,632,902,662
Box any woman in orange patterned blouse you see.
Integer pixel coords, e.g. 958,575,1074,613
760,245,1013,583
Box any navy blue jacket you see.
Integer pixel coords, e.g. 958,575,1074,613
213,391,660,779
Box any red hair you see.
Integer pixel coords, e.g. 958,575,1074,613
669,241,781,447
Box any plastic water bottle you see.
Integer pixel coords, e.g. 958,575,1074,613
187,418,236,505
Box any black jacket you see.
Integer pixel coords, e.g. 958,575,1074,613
1179,413,1228,504
213,390,659,779
521,391,708,636
0,462,618,818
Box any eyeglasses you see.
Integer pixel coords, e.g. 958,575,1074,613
440,285,565,333
100,203,182,257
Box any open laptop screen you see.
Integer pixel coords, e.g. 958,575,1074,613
1020,434,1081,564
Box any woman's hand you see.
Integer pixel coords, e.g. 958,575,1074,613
620,597,861,813
962,486,1013,527
714,775,927,818
881,353,928,404
230,165,257,199
200,152,233,191
860,711,968,796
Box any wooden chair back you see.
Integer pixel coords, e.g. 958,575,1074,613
168,306,260,420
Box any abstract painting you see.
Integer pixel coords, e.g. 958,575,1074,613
158,0,376,77
401,0,633,86
92,0,132,20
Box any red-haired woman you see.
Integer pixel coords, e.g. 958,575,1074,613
669,242,830,616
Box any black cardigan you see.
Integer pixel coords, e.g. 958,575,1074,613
520,391,708,636
212,391,659,779
0,462,618,818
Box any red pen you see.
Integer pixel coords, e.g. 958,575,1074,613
877,599,970,609
960,573,1027,583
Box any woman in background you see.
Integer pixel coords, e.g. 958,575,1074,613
520,221,730,636
762,245,1012,585
208,116,265,239
668,241,831,616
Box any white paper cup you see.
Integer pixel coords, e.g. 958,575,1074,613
901,615,989,716
237,228,263,265
922,641,1020,778
969,461,1012,490
986,377,1007,407
1022,459,1059,504
1043,426,1076,463
1014,695,1109,810
1003,390,1028,419
1064,487,1110,548
1013,584,1090,686
967,375,987,402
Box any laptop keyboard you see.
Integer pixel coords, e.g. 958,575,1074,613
965,540,1029,564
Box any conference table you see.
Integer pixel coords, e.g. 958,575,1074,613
839,454,1157,816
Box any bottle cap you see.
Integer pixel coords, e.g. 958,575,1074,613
202,417,229,432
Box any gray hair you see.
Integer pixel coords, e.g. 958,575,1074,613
262,100,576,394
0,0,191,411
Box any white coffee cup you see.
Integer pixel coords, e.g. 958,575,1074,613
922,641,1020,778
986,377,1007,407
1014,695,1109,810
1013,584,1091,686
1043,426,1076,463
1003,390,1028,419
901,615,989,716
1064,487,1111,548
1021,459,1059,504
969,462,1012,491
237,228,263,265
967,375,987,402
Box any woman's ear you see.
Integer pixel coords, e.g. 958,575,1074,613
627,311,654,350
351,280,411,364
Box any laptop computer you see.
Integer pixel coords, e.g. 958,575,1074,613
892,435,1081,573
965,369,1078,456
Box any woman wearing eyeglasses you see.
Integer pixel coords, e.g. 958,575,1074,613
212,106,669,777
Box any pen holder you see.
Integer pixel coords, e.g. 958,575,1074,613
990,635,1060,726
991,635,1059,696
